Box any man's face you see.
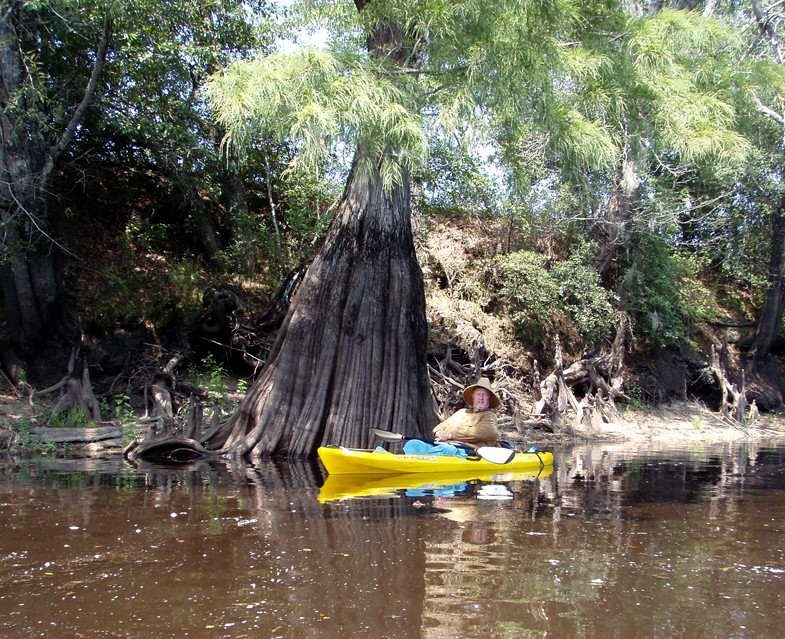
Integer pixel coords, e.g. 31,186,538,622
472,387,491,411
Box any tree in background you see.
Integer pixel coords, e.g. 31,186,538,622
206,0,439,455
0,0,282,386
743,0,785,366
87,0,279,267
1,1,113,378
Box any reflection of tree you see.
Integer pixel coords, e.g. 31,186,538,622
413,443,785,639
4,457,434,638
536,442,785,638
5,445,784,638
228,462,430,638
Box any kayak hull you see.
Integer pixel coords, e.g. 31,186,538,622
318,465,554,501
317,445,554,475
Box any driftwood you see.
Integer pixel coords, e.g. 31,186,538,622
124,435,212,463
528,315,629,433
29,425,121,444
21,425,123,456
144,352,183,423
705,339,758,427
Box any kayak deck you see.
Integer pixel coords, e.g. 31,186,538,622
317,445,554,475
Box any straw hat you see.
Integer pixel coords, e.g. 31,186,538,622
462,377,501,409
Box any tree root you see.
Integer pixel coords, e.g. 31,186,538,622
531,315,629,433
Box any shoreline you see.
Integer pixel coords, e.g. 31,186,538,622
503,400,785,447
4,395,785,455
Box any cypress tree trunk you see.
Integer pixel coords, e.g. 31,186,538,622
206,149,437,457
203,0,437,458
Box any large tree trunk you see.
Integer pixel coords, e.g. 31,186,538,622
752,198,785,366
200,0,436,459
204,150,437,457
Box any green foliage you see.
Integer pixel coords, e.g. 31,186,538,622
550,246,619,344
89,255,205,335
493,243,617,347
415,135,504,215
623,385,648,410
12,418,32,450
208,47,427,190
100,394,135,423
619,237,719,347
188,354,230,405
12,417,58,457
216,160,335,282
97,0,277,166
48,408,91,429
9,0,785,391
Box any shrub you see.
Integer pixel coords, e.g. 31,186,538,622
493,243,617,347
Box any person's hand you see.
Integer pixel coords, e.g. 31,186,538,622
434,430,451,442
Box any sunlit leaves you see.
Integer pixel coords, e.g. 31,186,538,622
208,47,426,190
494,243,618,346
625,9,751,172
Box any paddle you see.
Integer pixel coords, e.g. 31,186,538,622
370,428,516,465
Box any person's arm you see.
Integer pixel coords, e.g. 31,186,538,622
433,410,464,441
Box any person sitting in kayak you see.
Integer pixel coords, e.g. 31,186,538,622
432,377,500,448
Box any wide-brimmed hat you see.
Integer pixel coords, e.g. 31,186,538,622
463,377,501,408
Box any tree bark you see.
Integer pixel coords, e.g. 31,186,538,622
596,151,638,287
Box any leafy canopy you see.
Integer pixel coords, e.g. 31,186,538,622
207,0,637,190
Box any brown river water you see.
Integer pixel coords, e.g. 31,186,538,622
1,441,784,639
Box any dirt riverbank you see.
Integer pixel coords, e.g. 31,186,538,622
504,400,785,448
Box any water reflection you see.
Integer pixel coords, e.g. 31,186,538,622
318,465,552,502
0,441,783,639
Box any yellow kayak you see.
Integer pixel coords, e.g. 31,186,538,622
317,445,554,475
318,465,553,502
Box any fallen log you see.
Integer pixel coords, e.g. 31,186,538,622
29,425,122,443
517,418,555,432
124,435,213,463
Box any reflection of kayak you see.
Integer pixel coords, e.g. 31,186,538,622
317,445,554,475
318,465,554,502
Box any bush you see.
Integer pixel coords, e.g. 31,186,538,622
493,243,617,347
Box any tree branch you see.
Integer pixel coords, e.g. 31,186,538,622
751,0,784,64
42,7,113,183
754,94,785,125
